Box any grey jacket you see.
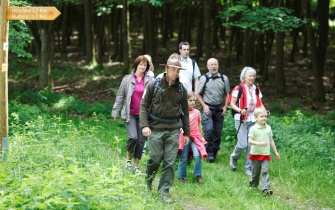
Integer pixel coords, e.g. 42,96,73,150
112,71,153,122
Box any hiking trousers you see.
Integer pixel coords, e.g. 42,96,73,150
125,115,146,159
146,129,179,196
250,160,271,191
230,120,255,171
203,104,224,158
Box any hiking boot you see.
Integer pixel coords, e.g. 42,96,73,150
161,195,173,204
207,156,215,163
179,178,186,184
263,189,273,196
230,156,237,171
196,176,203,183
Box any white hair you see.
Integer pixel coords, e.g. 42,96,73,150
240,66,257,82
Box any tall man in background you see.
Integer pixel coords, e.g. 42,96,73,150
178,42,201,96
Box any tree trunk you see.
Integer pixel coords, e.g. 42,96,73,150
196,1,204,58
84,0,96,65
301,0,325,102
143,3,157,57
243,29,254,67
275,32,286,96
316,0,329,76
203,0,213,58
27,20,55,89
122,0,130,74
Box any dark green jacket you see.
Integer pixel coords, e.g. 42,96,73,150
139,74,190,136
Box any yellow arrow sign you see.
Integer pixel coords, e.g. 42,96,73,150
6,7,61,20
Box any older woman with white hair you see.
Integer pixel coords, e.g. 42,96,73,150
229,66,267,176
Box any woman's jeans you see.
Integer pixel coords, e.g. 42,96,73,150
178,140,202,178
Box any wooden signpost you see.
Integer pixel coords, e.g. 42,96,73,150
0,0,61,159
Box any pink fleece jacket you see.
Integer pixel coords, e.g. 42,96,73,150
179,108,208,158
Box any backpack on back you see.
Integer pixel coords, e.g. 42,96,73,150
203,73,225,89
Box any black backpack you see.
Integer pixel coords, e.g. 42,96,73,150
147,77,185,122
231,84,259,117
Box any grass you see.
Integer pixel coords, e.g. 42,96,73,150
1,97,334,209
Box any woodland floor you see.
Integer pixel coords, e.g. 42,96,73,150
49,36,335,116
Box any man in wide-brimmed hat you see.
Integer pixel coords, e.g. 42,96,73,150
139,53,190,204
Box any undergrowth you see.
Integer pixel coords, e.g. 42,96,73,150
1,99,333,209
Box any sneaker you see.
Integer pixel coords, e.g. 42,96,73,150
125,160,132,170
134,167,141,174
263,189,273,196
179,178,186,184
196,176,203,183
245,169,252,176
207,156,215,163
230,156,237,171
161,195,173,204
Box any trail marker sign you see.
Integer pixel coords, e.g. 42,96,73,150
7,7,61,20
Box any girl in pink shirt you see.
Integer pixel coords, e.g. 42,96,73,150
178,91,207,183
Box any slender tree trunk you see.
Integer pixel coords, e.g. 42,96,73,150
84,0,96,65
243,29,254,67
301,0,325,102
203,0,213,58
196,1,204,58
316,0,329,76
260,32,274,83
122,0,130,74
60,4,69,55
143,3,157,56
275,32,286,96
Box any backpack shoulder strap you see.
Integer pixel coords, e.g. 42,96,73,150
192,59,195,76
179,83,185,116
255,85,259,95
148,78,162,115
236,84,243,100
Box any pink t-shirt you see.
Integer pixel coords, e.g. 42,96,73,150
130,75,144,115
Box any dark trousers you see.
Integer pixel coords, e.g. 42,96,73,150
203,104,224,158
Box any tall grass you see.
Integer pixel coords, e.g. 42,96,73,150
1,98,334,209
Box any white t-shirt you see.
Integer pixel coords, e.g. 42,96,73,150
179,57,201,91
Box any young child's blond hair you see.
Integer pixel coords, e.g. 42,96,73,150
253,107,267,118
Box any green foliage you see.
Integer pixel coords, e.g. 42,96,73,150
13,89,112,120
220,5,304,33
4,112,154,209
9,21,34,58
269,103,285,115
3,100,335,209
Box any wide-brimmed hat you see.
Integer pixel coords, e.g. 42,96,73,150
159,53,185,69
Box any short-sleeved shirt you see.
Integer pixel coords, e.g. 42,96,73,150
198,72,230,105
248,123,273,156
179,57,201,91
